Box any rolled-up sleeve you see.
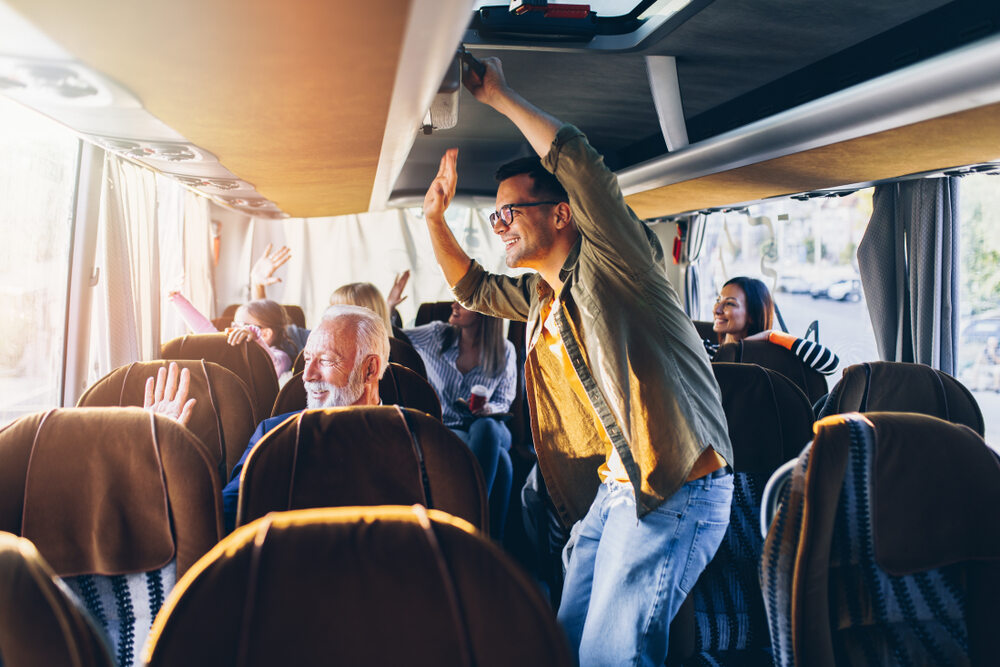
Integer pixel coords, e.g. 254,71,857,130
542,125,658,276
452,260,536,322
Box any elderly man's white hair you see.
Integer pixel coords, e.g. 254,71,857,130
318,304,391,378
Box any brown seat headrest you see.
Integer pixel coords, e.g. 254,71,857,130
0,408,222,577
161,333,278,423
714,340,829,403
0,532,116,667
238,406,485,529
415,300,455,326
144,507,570,667
77,360,257,480
831,362,984,435
712,362,814,472
389,336,428,379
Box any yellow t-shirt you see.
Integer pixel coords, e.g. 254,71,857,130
540,297,630,483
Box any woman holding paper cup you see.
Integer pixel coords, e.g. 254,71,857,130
404,302,517,539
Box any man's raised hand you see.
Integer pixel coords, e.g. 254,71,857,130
423,149,458,222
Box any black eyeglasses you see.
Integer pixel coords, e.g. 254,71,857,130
489,201,561,229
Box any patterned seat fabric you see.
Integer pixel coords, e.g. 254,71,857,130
761,413,1000,667
669,363,814,666
0,532,116,667
686,472,775,665
0,408,224,667
827,434,968,666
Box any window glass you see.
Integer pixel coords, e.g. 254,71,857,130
695,190,878,370
0,97,79,425
957,173,1000,447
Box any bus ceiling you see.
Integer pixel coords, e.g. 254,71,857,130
2,0,999,220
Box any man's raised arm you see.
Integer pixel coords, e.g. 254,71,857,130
463,58,561,159
423,149,474,287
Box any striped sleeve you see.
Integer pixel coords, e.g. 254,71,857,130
768,331,840,375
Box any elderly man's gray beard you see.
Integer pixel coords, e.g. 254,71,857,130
304,363,367,409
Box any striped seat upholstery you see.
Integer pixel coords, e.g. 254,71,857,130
669,364,814,666
0,532,115,667
761,412,1000,667
0,408,224,667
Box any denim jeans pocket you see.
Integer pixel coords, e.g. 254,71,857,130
679,519,729,594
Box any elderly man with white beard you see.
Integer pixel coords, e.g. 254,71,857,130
217,304,390,531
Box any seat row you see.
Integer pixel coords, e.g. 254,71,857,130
0,506,572,667
666,359,997,666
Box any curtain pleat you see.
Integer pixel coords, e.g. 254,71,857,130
857,178,959,373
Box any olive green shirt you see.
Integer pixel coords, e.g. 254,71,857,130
453,125,732,523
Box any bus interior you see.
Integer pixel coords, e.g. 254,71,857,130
1,0,999,664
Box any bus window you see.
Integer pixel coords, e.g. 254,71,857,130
0,97,79,425
958,172,1000,446
694,191,878,369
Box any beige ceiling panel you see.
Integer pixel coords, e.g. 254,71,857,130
626,102,1000,219
9,0,410,218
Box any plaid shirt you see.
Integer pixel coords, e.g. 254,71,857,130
404,321,516,428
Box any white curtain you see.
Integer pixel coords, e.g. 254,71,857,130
157,174,216,340
89,156,218,384
217,206,515,329
91,154,161,373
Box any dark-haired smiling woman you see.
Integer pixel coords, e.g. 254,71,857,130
706,276,840,374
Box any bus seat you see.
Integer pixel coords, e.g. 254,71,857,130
0,408,223,667
816,361,984,435
161,332,278,425
143,506,570,667
236,407,487,531
291,336,428,380
272,363,442,421
0,532,115,667
760,412,1000,667
415,300,454,325
692,319,716,341
78,360,257,481
667,363,814,665
713,339,829,404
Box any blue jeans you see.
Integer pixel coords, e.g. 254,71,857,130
451,418,512,540
558,469,733,667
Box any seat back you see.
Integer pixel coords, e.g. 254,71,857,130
761,412,1000,667
692,319,717,341
415,300,454,325
145,506,570,667
0,532,115,667
161,332,278,423
713,339,829,404
0,408,223,667
668,363,814,664
272,364,442,420
77,360,257,480
237,406,485,529
818,361,984,435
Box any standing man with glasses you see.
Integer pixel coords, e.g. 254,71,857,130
421,57,733,666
